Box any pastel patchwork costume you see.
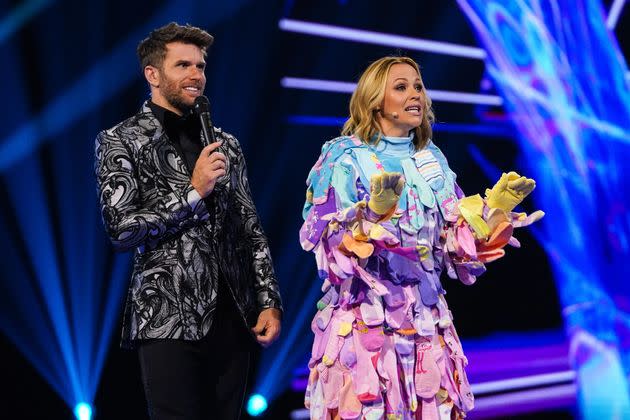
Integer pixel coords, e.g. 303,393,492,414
300,134,542,419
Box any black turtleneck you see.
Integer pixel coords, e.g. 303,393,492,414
148,101,202,174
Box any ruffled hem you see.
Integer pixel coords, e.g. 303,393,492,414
306,301,473,420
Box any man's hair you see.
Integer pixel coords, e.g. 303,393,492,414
137,22,214,70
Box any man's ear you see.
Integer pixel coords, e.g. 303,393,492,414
144,65,160,88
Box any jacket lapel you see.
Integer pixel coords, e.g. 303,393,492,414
139,101,193,194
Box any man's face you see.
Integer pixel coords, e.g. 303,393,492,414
151,42,206,115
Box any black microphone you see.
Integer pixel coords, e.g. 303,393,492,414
193,95,229,183
193,95,217,147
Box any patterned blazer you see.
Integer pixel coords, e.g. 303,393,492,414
95,102,282,347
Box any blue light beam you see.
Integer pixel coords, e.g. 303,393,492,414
0,0,54,44
0,0,253,415
457,0,630,417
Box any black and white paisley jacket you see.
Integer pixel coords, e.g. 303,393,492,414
95,101,282,347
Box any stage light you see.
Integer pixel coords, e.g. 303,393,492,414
472,383,577,418
281,77,354,93
606,0,626,29
247,394,268,416
0,0,251,172
73,402,92,420
279,19,486,60
281,77,503,106
472,371,576,394
0,2,254,419
0,0,53,44
430,89,503,106
458,0,630,418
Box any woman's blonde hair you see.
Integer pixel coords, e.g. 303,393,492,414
341,56,434,150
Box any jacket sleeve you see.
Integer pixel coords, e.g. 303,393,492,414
94,128,209,252
228,134,283,312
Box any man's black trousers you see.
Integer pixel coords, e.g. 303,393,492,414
137,281,253,420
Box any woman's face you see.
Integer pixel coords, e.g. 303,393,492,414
377,63,424,137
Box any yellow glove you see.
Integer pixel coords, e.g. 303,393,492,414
368,172,404,219
458,194,490,239
485,171,536,212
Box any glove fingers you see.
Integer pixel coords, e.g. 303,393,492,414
381,173,392,188
370,174,383,195
530,210,545,223
522,179,536,195
382,172,403,189
508,180,536,204
478,249,506,263
394,175,405,195
497,172,509,188
512,178,532,193
507,176,526,190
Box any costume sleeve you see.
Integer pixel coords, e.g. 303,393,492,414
300,137,424,300
429,144,541,285
226,133,283,312
94,128,209,252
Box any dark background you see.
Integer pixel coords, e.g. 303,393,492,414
1,0,626,418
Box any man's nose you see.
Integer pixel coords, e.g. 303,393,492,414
189,66,204,79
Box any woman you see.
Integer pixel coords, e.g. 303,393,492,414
299,56,543,419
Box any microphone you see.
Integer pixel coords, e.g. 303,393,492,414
193,95,229,182
193,95,217,147
376,109,399,119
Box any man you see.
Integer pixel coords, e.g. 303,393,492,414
94,22,282,419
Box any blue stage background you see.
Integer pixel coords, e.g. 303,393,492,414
0,1,627,418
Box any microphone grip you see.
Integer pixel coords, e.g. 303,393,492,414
198,110,229,183
199,111,217,147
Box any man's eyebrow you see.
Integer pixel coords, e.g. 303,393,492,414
173,59,206,65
